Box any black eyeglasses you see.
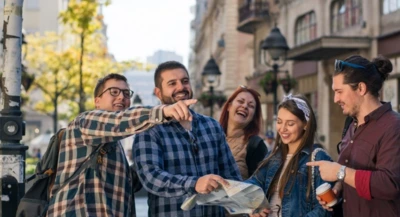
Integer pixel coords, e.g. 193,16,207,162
98,87,134,98
334,59,366,72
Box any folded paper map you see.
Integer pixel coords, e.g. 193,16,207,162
181,179,269,214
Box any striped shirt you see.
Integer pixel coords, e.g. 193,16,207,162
133,110,242,217
47,106,167,217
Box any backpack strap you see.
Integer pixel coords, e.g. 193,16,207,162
246,135,267,177
246,135,263,164
337,116,353,154
41,142,107,217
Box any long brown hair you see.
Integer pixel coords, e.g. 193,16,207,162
219,85,262,141
255,94,316,199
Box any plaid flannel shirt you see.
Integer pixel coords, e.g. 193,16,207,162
46,106,166,217
133,110,242,217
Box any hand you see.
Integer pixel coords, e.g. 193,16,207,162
316,183,342,211
250,208,270,217
195,174,229,194
306,160,341,182
162,99,197,121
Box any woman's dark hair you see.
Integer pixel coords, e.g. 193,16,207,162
254,94,316,199
94,73,128,98
219,86,262,141
333,55,393,97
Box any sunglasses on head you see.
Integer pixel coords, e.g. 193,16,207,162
334,59,366,72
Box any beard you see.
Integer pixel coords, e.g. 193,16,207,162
159,89,193,105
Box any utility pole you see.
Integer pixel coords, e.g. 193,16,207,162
0,0,27,216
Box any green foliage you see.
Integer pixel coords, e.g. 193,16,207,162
25,157,39,175
278,74,297,87
59,0,101,36
25,31,135,122
198,92,227,107
259,71,275,87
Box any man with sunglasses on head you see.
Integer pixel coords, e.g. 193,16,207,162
307,55,400,217
133,61,241,217
46,73,197,217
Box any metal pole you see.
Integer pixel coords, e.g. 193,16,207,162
210,85,214,118
0,0,27,216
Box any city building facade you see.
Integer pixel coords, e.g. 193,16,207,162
189,0,253,119
191,0,400,158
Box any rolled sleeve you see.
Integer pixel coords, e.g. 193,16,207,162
355,170,372,200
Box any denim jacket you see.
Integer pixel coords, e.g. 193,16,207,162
246,145,333,217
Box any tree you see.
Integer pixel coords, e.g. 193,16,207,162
25,32,75,133
59,0,104,113
25,31,134,133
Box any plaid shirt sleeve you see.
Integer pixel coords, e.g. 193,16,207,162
75,105,167,144
133,128,199,197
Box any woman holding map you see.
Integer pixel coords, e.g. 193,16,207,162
247,94,333,217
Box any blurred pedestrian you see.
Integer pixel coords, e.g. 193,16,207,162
248,94,332,217
46,73,196,217
308,55,400,217
264,130,275,151
219,85,267,180
133,61,241,217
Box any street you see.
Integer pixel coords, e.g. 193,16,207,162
25,181,149,216
135,196,148,217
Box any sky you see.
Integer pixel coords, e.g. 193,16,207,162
103,0,196,65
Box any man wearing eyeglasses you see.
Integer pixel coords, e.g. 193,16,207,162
46,73,197,217
307,55,400,217
133,61,241,217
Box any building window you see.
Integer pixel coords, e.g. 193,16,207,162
383,0,400,14
331,0,362,33
295,11,317,46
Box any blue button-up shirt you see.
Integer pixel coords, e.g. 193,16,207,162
133,110,242,217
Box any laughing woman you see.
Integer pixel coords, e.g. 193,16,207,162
248,95,332,217
219,86,268,180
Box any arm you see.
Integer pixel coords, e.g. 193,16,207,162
133,129,198,198
364,127,400,200
78,106,166,143
305,151,333,217
332,126,400,200
77,99,197,144
248,139,268,177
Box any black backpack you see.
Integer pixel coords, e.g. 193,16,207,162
16,129,113,217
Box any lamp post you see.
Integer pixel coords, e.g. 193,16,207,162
0,1,27,216
201,57,221,118
261,25,289,117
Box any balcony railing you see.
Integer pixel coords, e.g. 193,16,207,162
238,1,270,33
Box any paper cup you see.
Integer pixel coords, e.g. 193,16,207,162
316,183,337,207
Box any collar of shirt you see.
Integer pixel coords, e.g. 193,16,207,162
362,102,392,124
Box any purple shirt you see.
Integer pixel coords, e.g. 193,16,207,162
338,102,400,217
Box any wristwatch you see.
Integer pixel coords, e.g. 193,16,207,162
336,165,346,181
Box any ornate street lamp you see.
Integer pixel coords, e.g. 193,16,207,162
201,57,221,118
261,25,290,117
